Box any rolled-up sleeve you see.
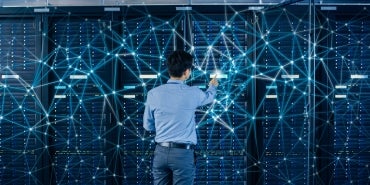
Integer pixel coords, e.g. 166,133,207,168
143,92,155,131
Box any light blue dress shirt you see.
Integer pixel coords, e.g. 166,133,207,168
143,79,217,145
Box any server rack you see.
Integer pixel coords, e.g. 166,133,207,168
118,8,181,184
255,7,310,185
189,11,249,184
0,17,42,185
326,11,370,185
47,16,113,184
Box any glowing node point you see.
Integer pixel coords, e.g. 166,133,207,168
59,79,62,82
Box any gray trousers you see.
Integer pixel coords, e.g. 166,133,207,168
152,145,195,185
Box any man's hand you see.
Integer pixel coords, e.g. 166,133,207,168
209,75,219,87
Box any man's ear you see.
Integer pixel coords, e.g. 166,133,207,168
183,69,189,76
185,68,191,76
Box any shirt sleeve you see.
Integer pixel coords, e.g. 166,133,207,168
198,85,217,106
143,92,155,131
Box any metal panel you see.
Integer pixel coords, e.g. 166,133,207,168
1,0,370,7
191,0,258,4
49,0,102,6
103,0,189,5
1,0,47,7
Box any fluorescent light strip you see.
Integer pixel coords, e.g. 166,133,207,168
210,74,228,79
266,95,277,99
124,86,136,89
54,95,66,99
335,85,347,89
70,75,88,79
139,74,158,79
248,6,264,10
2,75,19,79
124,95,136,99
266,86,277,89
351,75,368,79
335,95,347,99
281,75,299,79
55,86,67,90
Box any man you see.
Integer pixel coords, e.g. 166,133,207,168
143,50,219,185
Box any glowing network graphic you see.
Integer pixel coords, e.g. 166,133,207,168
0,5,369,185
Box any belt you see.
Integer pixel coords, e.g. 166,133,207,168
157,142,195,150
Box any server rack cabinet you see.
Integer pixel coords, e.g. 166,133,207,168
188,7,250,184
0,17,43,185
318,6,370,185
46,13,115,184
254,6,311,185
117,6,182,184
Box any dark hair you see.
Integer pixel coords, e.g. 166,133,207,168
167,50,193,78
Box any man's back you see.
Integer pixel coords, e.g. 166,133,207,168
144,79,216,145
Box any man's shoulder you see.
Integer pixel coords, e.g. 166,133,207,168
148,84,166,93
